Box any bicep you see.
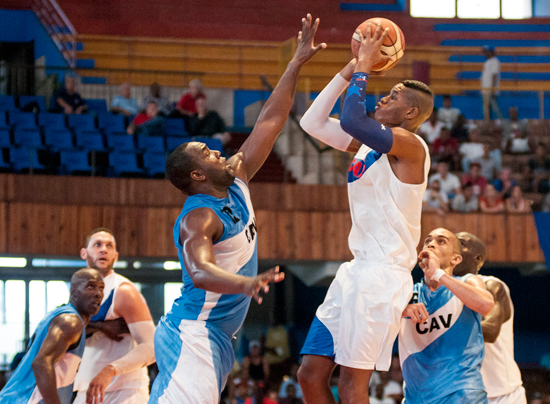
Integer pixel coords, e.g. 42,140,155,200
180,209,223,273
115,284,153,324
35,317,81,363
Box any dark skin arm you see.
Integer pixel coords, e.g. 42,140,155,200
481,279,511,343
181,207,284,303
31,314,83,404
86,318,129,342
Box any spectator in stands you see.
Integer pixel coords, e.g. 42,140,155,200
142,82,171,115
242,341,269,384
127,100,165,137
422,179,449,215
188,97,231,145
418,108,444,144
499,106,528,146
475,142,499,182
452,182,479,212
526,144,550,193
279,364,302,400
504,126,532,155
53,76,87,114
438,94,461,129
176,79,205,116
377,370,402,403
431,128,460,171
110,82,139,116
481,45,502,120
493,167,517,199
479,184,505,213
450,114,470,143
245,382,276,404
277,384,302,404
462,162,488,197
429,161,461,199
460,128,485,172
505,185,532,213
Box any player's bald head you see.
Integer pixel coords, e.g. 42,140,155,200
457,232,486,259
70,268,102,293
454,232,486,276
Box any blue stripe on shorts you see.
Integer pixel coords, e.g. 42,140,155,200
300,316,335,359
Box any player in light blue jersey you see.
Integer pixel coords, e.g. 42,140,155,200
399,228,495,404
149,14,326,403
0,268,104,404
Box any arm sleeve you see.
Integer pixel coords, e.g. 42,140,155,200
340,72,394,154
299,73,355,152
109,321,155,375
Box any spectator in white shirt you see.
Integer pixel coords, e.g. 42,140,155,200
438,95,461,129
475,142,499,182
460,128,485,172
418,108,444,144
481,46,503,120
429,161,461,199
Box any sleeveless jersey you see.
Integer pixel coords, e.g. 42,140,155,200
167,177,257,339
0,304,85,404
347,137,430,270
74,271,149,393
478,275,523,398
399,275,485,404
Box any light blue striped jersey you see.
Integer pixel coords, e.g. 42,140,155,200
167,177,257,338
0,304,86,404
399,274,485,404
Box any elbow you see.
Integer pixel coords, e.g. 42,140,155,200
299,113,314,133
339,112,353,136
190,271,207,290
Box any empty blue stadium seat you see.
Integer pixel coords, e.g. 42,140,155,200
0,112,10,131
143,152,166,177
84,99,108,113
19,95,47,112
0,130,11,148
44,128,74,150
13,129,42,148
166,136,185,153
10,147,44,172
59,150,91,174
106,134,135,151
75,130,105,151
137,136,165,153
193,137,224,153
67,114,96,131
109,151,143,176
38,112,66,130
10,112,37,129
97,113,126,132
0,95,16,111
165,118,189,137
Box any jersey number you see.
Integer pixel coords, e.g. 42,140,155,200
221,206,240,224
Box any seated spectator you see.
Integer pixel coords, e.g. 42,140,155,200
418,108,444,144
242,341,269,383
377,370,402,402
429,161,461,199
110,82,138,116
504,127,532,154
460,128,484,172
506,185,532,213
277,384,302,404
438,94,461,129
278,364,302,400
422,180,449,215
430,128,460,171
369,384,394,404
450,114,470,143
493,167,517,199
176,79,205,116
231,371,254,404
462,162,488,197
189,97,231,145
499,106,528,145
142,82,171,116
245,382,276,404
479,184,505,213
53,76,87,114
452,183,479,212
127,101,165,137
525,144,550,193
475,142,499,182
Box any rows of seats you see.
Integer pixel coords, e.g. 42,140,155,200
0,95,223,177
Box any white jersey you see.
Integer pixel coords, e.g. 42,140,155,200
478,275,523,398
74,271,149,393
347,138,430,270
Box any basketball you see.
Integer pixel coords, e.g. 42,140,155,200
351,17,405,72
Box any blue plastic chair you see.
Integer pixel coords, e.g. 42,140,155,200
97,113,126,133
38,112,66,130
74,130,105,151
0,130,11,148
166,136,186,153
106,134,135,152
67,114,96,131
19,95,47,112
10,112,37,129
84,99,108,114
0,113,10,131
13,129,43,148
44,128,74,151
59,150,92,174
109,151,143,176
10,147,45,172
137,136,165,153
143,152,166,177
165,118,189,137
193,137,224,153
0,95,16,111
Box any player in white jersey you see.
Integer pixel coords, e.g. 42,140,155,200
73,228,156,404
297,24,434,404
454,232,527,404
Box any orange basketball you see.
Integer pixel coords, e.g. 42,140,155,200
351,17,405,72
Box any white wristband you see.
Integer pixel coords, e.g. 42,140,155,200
430,269,446,282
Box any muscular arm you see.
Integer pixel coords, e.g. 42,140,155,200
437,274,495,316
481,280,511,343
31,314,83,404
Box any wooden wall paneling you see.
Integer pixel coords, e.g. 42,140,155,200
0,203,6,252
141,208,180,257
255,210,278,260
478,214,507,262
276,211,294,260
292,212,312,261
309,212,326,260
249,183,282,211
77,206,105,248
55,206,80,256
100,206,142,256
506,214,527,262
525,216,545,262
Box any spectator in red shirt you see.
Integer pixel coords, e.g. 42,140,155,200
479,184,505,213
461,162,488,197
430,127,460,170
176,79,205,116
127,101,165,136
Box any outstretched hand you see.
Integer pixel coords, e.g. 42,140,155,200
418,249,441,280
356,22,393,73
244,266,285,304
291,14,327,67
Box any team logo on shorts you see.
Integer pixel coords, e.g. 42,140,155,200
348,150,382,183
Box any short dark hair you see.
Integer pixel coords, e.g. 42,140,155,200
166,143,196,193
402,80,433,98
85,227,115,247
443,94,452,100
462,182,473,191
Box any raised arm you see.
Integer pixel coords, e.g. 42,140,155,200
481,279,511,343
31,314,83,404
236,14,326,181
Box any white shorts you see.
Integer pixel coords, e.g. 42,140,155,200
74,388,148,404
301,260,413,371
488,386,527,404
